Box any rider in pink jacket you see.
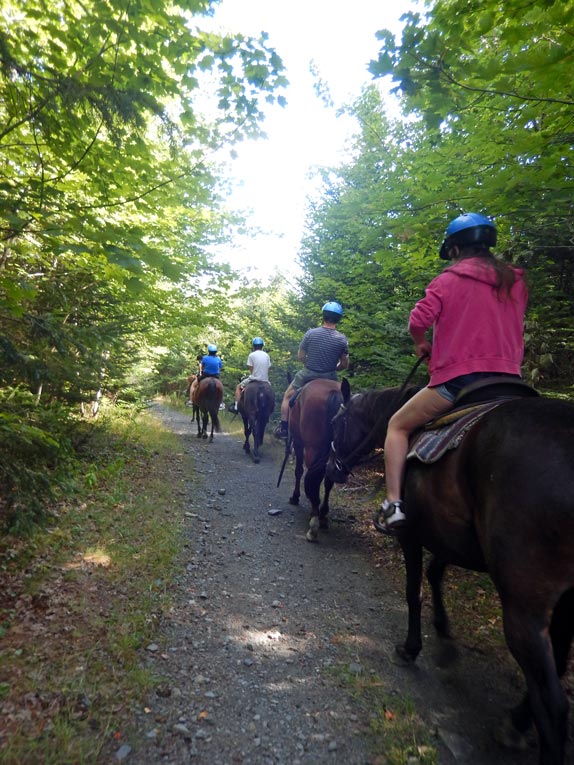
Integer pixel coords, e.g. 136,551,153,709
409,257,527,387
379,213,527,534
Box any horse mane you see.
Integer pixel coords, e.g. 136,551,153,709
326,388,343,424
355,385,420,422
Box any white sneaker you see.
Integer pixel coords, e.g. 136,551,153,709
379,499,406,533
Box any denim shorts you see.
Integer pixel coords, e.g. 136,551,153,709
433,372,520,403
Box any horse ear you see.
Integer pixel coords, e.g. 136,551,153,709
341,377,351,404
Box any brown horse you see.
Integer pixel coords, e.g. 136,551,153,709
195,376,223,440
283,378,343,542
327,378,574,765
238,381,275,463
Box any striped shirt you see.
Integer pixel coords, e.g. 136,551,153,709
299,326,348,373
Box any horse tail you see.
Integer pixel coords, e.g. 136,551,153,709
209,378,222,432
306,388,344,475
257,384,267,415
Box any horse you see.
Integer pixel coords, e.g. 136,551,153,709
238,381,275,463
326,377,574,764
282,378,343,542
195,376,223,440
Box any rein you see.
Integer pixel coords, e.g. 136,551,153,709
331,353,428,476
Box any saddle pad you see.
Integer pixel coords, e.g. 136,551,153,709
407,400,504,464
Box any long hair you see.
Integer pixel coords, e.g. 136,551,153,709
456,244,519,299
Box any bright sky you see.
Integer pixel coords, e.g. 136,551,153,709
203,0,418,282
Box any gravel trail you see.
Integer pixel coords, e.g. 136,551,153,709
124,402,546,765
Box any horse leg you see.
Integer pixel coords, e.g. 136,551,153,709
242,416,251,454
318,474,333,529
196,409,202,438
251,414,260,463
396,539,424,663
426,556,451,639
304,463,324,542
425,556,458,666
501,600,569,765
202,412,209,439
498,589,574,755
289,442,303,506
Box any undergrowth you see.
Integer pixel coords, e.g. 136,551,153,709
0,401,188,764
331,663,438,765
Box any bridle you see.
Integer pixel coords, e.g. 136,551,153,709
330,353,429,477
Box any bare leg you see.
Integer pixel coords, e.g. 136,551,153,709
384,386,452,501
280,385,296,421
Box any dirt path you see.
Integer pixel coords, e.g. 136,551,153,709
126,403,544,765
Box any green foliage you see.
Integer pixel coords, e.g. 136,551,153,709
297,1,574,391
0,388,82,532
0,0,287,530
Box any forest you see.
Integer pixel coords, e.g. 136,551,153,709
1,0,573,532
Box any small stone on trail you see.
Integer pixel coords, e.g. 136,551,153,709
146,643,159,652
173,723,192,737
115,744,132,761
218,488,226,495
267,508,283,515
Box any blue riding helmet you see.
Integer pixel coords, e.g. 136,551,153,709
252,337,264,347
322,301,343,316
207,344,217,352
439,213,497,260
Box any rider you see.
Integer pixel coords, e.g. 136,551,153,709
189,346,222,404
274,301,349,439
232,337,272,411
378,212,528,534
200,344,223,378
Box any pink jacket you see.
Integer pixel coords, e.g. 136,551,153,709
408,257,527,387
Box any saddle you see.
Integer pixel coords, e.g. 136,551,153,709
408,377,538,465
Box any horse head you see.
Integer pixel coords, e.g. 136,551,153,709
327,380,419,484
327,379,372,483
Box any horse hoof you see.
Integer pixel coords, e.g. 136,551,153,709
196,433,202,438
288,497,299,506
493,717,531,751
253,456,260,464
306,517,320,542
394,644,418,665
319,516,329,529
434,640,458,668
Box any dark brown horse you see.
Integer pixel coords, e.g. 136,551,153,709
283,378,343,542
326,378,574,765
238,381,275,463
195,376,223,440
